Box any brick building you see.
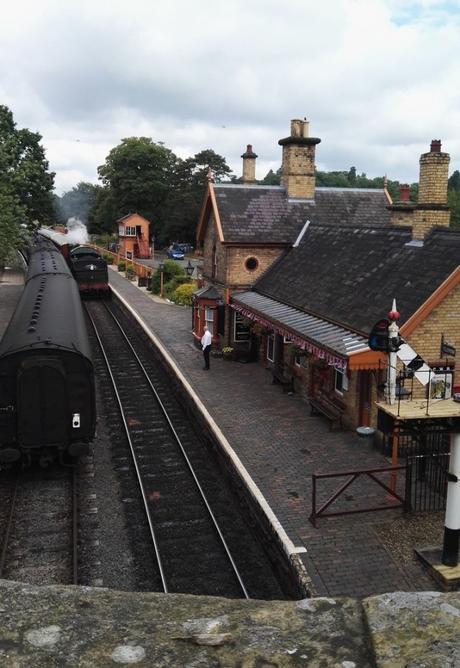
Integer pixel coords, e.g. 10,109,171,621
194,120,460,430
117,213,151,259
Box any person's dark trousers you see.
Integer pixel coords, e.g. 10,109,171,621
203,345,211,369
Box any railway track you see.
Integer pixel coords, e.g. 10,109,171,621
86,300,287,599
0,465,79,585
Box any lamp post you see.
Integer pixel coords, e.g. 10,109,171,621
159,261,164,298
186,260,194,278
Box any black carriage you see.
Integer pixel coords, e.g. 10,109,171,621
0,239,96,465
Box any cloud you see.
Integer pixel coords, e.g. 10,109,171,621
1,0,459,193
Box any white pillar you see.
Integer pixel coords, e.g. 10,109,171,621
442,431,460,566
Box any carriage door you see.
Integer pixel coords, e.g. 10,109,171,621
17,358,69,448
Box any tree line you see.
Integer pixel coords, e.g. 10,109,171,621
1,103,459,269
55,139,232,246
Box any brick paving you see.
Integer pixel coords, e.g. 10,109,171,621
109,269,442,598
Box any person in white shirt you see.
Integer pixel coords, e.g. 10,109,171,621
201,326,212,370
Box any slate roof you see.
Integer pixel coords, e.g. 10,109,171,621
232,292,368,367
254,225,460,335
213,184,391,244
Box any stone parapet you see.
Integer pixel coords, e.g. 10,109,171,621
0,580,458,666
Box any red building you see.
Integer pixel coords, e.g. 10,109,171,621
117,213,151,259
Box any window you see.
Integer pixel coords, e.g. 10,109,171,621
125,250,133,260
429,366,453,399
234,312,251,342
267,332,275,362
334,367,348,394
125,226,136,236
205,307,214,333
245,256,259,272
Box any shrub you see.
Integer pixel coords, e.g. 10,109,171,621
117,260,126,272
151,260,187,295
102,253,114,264
172,282,195,305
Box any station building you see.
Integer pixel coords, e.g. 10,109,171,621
193,119,460,431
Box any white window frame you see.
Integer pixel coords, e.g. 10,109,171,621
205,306,214,333
334,367,348,394
124,226,137,237
266,332,275,362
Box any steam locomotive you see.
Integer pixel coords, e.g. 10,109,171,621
0,236,96,466
39,228,110,297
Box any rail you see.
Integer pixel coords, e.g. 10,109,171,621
309,465,409,527
86,301,249,598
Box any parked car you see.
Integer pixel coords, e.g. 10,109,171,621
167,245,185,260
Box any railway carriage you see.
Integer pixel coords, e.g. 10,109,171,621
0,237,96,465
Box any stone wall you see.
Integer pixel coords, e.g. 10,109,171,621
0,580,458,666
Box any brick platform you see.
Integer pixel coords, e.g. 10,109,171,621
109,270,442,598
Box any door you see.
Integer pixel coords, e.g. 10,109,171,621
17,358,69,447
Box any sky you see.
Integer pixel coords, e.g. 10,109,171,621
1,0,460,194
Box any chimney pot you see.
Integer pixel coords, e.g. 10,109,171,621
399,184,410,201
430,139,442,153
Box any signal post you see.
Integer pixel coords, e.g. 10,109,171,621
369,300,460,588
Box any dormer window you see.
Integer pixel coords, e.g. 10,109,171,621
245,256,259,272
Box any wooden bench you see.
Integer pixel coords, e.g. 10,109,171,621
271,366,294,394
309,393,345,430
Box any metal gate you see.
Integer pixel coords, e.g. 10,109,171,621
405,429,450,512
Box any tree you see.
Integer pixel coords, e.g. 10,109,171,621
0,105,55,230
160,149,232,244
0,184,27,268
97,137,178,224
260,169,280,185
448,170,460,191
88,186,118,235
55,181,98,225
448,189,460,228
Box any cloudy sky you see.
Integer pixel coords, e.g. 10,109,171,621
2,0,459,193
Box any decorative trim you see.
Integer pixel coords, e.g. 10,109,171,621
401,267,460,338
230,302,347,370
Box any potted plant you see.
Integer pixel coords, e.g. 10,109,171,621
222,346,234,360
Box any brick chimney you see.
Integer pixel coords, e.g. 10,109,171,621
418,139,450,205
411,140,451,238
278,119,321,199
241,144,257,183
399,184,411,201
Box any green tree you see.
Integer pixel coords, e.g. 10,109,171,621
97,137,178,224
0,105,55,230
160,149,232,245
55,181,98,225
0,184,27,268
448,189,460,228
448,170,460,191
260,169,280,185
88,186,118,235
